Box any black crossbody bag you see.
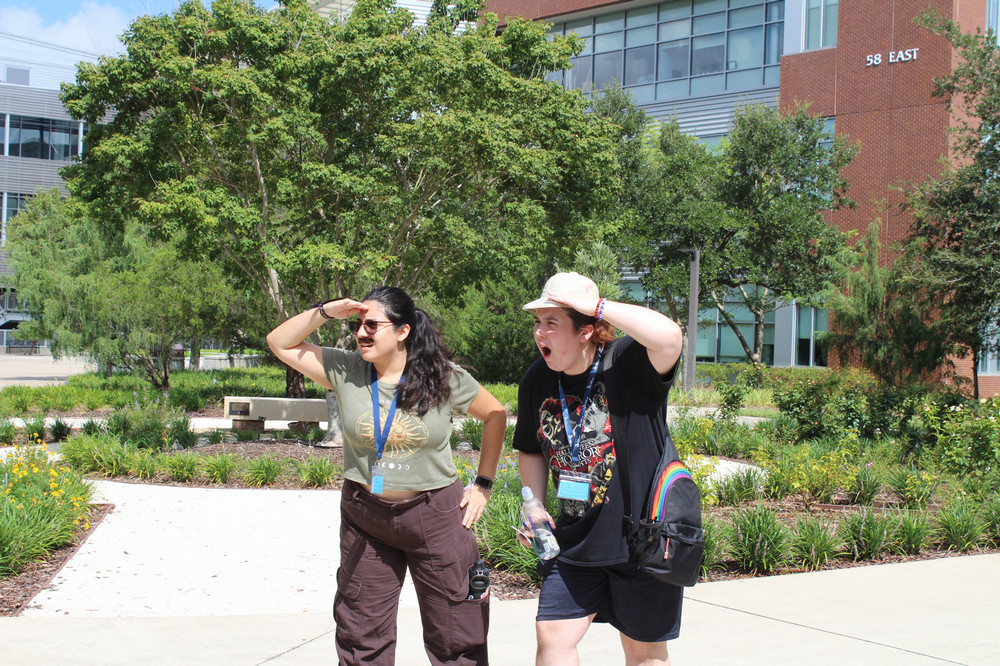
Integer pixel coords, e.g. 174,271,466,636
613,413,705,587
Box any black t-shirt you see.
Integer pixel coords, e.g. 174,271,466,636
513,336,676,566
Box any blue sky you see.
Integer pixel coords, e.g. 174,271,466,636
0,0,277,55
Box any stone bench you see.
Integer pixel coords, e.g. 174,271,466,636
223,396,328,433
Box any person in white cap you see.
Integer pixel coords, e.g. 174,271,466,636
513,272,685,666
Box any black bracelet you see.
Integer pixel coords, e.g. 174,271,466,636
312,301,334,320
473,475,494,491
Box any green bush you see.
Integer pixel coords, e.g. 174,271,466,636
482,383,517,415
894,510,930,555
473,484,539,581
922,398,1000,476
23,415,47,444
165,453,200,483
204,453,241,484
848,464,882,506
727,504,788,574
0,418,18,446
790,516,841,570
244,455,285,486
981,496,1000,547
296,456,340,487
838,509,896,560
935,498,983,552
50,418,72,443
887,466,937,508
713,467,762,506
1,445,93,577
699,515,726,578
127,449,160,479
453,418,484,451
60,434,134,476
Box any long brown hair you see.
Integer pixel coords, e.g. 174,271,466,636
566,308,615,346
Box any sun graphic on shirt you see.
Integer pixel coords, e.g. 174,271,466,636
355,410,429,458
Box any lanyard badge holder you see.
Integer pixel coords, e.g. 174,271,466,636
370,366,401,495
556,346,604,502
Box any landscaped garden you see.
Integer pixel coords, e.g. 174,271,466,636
2,364,1000,616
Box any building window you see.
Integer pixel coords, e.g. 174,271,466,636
795,304,828,366
979,336,1000,375
549,0,783,101
5,115,81,161
1,65,30,86
2,192,30,247
805,0,837,50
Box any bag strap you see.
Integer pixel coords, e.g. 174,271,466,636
611,412,640,533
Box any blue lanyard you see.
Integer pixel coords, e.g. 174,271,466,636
371,365,402,461
558,345,604,464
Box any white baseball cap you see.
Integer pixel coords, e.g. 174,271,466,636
522,272,600,310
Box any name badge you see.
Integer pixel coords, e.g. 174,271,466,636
556,470,591,501
371,461,385,494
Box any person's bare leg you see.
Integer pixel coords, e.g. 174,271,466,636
536,615,595,666
620,633,669,666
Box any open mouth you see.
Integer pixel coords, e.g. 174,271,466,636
539,344,552,359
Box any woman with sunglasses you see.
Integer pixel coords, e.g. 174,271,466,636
266,286,506,665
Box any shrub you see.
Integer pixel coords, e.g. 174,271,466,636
922,398,1000,476
244,455,285,486
981,497,1000,547
894,510,930,555
23,415,47,444
204,453,241,484
127,448,160,479
473,485,539,580
307,426,326,442
713,467,763,506
206,430,225,445
935,498,983,552
165,453,200,483
0,445,93,577
848,464,882,506
482,383,518,415
727,504,788,574
0,418,18,446
61,434,134,477
699,515,726,578
234,428,260,442
453,418,484,451
770,443,854,510
887,467,937,508
167,416,197,449
296,456,340,487
838,509,896,560
790,515,841,570
50,418,72,443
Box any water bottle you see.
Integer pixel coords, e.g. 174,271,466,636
521,486,560,560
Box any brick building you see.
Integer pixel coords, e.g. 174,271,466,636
486,0,1000,394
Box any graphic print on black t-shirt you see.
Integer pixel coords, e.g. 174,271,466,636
537,378,616,520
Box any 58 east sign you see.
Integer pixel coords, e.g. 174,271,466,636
866,48,920,67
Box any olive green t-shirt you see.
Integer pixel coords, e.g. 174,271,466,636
321,347,481,491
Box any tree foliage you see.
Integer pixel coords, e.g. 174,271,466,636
905,11,1000,397
619,102,857,367
822,219,954,387
59,0,619,392
8,191,243,390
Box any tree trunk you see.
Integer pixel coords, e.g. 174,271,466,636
189,338,201,370
323,389,344,445
286,366,305,398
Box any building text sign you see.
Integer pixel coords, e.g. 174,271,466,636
866,48,919,67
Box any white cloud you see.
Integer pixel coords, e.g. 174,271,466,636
0,2,131,55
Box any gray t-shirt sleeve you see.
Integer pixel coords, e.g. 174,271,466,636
449,362,482,413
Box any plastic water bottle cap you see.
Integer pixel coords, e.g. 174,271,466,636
521,486,533,500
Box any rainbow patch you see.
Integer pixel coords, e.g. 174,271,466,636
649,461,694,521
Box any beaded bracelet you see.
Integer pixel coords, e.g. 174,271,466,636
594,298,607,321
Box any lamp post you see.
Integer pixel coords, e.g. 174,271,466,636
678,249,700,392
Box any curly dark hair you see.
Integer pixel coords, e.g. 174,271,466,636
363,286,453,417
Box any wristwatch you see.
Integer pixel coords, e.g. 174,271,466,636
473,475,494,491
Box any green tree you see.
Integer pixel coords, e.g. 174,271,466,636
621,103,857,370
59,0,618,396
8,191,242,390
823,219,954,387
904,11,1000,397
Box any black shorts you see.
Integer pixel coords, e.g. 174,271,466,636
536,559,683,642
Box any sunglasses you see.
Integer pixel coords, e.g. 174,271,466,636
348,318,395,335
